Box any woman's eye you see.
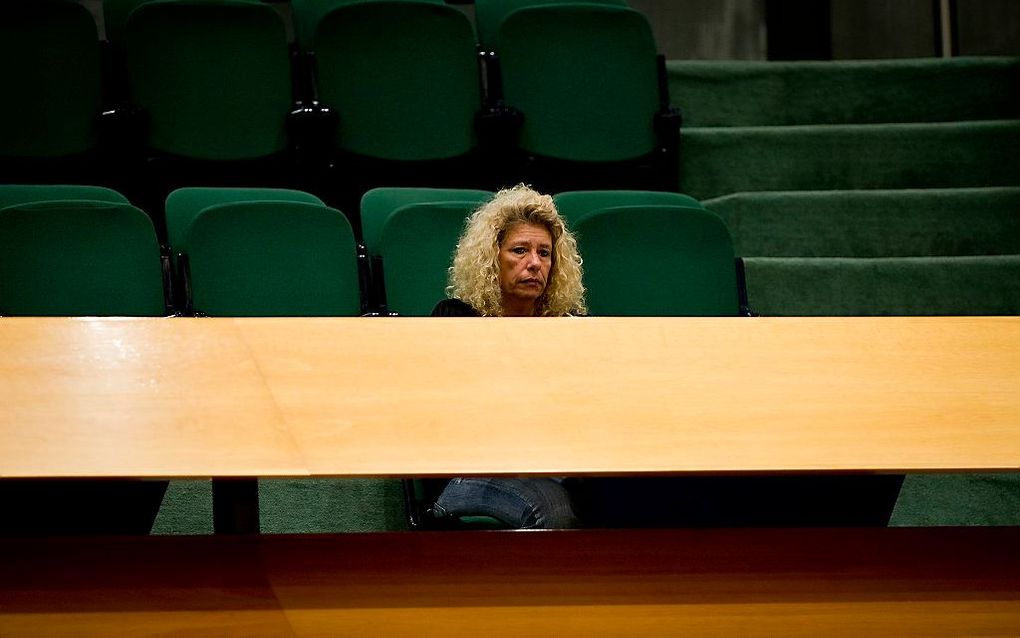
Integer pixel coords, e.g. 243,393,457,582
511,247,527,255
539,250,551,258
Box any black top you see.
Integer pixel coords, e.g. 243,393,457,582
431,298,481,317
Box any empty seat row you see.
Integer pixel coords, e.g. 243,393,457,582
1,0,678,203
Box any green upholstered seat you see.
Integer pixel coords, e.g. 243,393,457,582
554,190,703,227
124,0,291,160
575,205,739,316
0,1,102,159
360,187,491,259
495,4,659,163
165,187,326,257
183,201,361,316
0,185,129,210
290,0,445,51
0,200,165,316
378,202,478,316
474,0,627,51
308,0,482,162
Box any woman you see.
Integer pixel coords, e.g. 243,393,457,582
429,184,586,528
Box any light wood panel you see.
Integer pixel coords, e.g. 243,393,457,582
2,528,1018,636
2,316,1019,479
0,317,306,478
236,316,1020,476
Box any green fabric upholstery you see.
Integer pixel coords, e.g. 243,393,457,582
0,0,101,158
0,185,129,209
575,205,739,316
0,201,165,316
668,57,1020,128
360,187,491,258
744,255,1020,316
554,190,703,227
184,201,361,316
680,120,1020,200
705,188,1020,258
125,0,291,160
165,187,325,256
379,202,476,316
474,0,626,50
291,0,444,50
497,4,659,162
312,1,481,161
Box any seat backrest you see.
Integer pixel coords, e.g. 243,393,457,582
379,202,477,316
124,0,291,160
360,187,492,258
0,200,165,316
474,0,627,50
0,0,102,158
496,4,659,162
575,205,739,316
291,0,444,50
183,201,361,316
311,1,481,161
0,185,129,210
554,190,703,227
165,187,325,255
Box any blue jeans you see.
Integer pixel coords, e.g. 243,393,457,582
432,478,578,529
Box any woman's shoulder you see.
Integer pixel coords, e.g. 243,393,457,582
431,298,481,317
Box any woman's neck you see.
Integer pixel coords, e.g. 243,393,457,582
501,297,536,317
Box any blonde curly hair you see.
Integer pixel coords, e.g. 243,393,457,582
447,185,586,316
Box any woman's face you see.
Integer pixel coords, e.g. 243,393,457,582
498,222,553,316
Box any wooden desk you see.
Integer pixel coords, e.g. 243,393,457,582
3,316,1019,478
1,528,1018,636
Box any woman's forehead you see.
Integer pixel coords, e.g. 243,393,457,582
502,222,553,245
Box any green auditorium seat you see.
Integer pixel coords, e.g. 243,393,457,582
165,187,326,257
473,0,627,51
705,188,1020,258
307,1,482,163
575,205,740,317
378,202,478,316
554,190,703,227
0,185,129,210
360,187,491,260
291,0,445,51
744,255,1020,317
0,200,166,317
181,201,362,316
124,0,291,162
679,120,1020,201
491,3,677,191
0,0,103,180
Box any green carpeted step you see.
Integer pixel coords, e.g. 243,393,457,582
743,255,1020,316
668,57,1020,127
680,120,1020,201
705,187,1020,258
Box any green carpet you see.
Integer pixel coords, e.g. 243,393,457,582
152,479,408,535
705,187,1020,257
891,474,1020,526
668,57,1020,127
744,255,1020,316
679,120,1020,200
